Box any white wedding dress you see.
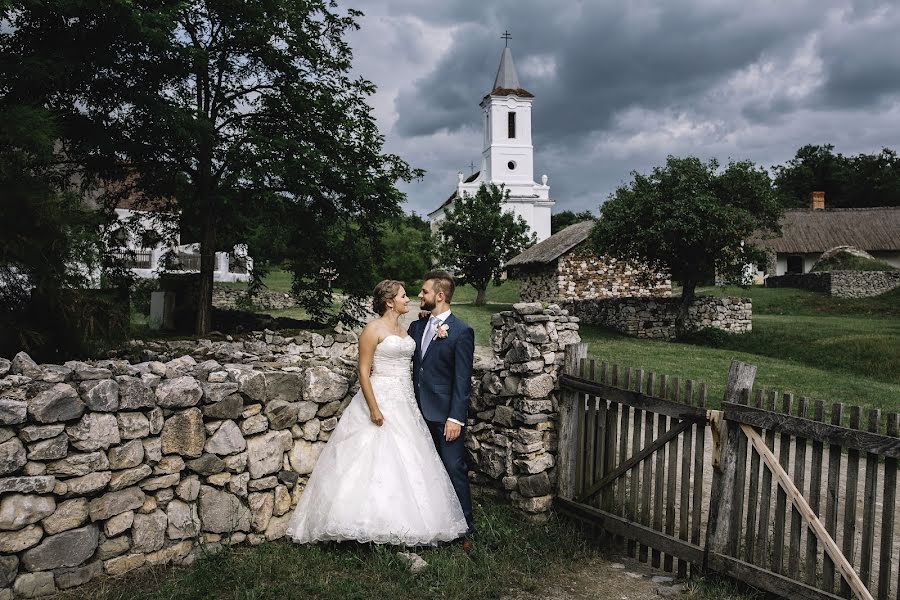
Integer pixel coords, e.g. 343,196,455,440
286,334,469,546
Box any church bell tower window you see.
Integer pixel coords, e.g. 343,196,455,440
508,112,516,139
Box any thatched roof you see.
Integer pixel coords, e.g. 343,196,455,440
506,220,595,268
753,207,900,253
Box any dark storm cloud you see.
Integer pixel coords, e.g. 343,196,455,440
346,1,900,215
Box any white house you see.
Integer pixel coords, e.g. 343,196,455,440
111,195,251,283
429,45,554,242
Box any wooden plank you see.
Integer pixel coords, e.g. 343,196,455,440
858,409,879,590
729,388,750,565
617,367,631,522
559,374,708,420
593,361,607,509
839,406,861,599
789,396,809,579
741,423,875,600
708,553,846,600
678,379,694,578
605,364,620,515
575,358,588,497
653,373,667,569
557,343,588,500
629,369,644,558
664,377,680,572
755,390,778,567
720,402,900,459
823,402,844,594
690,382,707,577
707,361,757,562
744,389,764,563
584,362,599,497
877,413,897,600
806,399,825,586
556,497,706,566
640,372,655,563
579,419,695,503
773,393,794,575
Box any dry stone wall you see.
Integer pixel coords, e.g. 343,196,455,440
563,297,751,340
766,271,900,298
0,330,359,598
211,287,299,311
466,303,581,519
517,254,671,303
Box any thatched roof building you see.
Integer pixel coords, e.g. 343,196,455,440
753,203,900,275
505,220,670,302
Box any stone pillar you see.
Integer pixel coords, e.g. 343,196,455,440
467,302,580,520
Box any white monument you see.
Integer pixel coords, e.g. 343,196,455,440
429,40,554,242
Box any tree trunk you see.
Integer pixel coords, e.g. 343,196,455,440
675,278,696,337
195,148,215,336
474,286,487,306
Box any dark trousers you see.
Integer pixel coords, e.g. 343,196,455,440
426,420,474,535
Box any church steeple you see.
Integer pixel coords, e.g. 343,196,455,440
492,47,522,91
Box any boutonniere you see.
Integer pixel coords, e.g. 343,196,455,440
435,323,450,339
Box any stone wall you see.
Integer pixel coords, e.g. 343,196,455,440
517,254,671,303
0,332,358,598
211,287,299,311
466,303,580,518
0,310,581,597
563,297,751,340
765,271,900,298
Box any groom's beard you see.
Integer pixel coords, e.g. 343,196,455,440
420,299,436,312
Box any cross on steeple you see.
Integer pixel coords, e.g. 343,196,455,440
469,161,476,174
501,30,512,47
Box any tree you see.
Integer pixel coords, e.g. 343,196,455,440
592,156,782,333
374,215,434,286
551,210,595,234
3,1,420,333
773,144,900,208
437,184,534,306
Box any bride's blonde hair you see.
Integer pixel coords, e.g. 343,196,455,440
372,280,404,315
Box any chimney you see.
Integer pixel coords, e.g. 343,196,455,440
810,191,825,210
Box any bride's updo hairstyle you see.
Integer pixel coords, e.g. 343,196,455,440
372,279,404,315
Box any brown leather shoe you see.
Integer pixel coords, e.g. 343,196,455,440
461,537,475,554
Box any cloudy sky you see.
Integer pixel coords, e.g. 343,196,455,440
343,1,900,216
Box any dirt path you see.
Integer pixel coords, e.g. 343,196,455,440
503,554,688,600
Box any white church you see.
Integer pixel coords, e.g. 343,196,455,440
428,45,554,242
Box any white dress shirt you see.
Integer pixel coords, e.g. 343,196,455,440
421,309,464,427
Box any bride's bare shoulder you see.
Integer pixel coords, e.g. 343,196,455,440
360,321,386,343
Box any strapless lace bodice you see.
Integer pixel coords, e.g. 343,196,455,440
371,335,415,378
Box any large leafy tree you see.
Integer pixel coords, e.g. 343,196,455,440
437,184,534,306
551,210,595,234
592,156,782,333
2,1,420,332
773,144,900,208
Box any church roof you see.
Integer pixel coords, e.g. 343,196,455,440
506,220,596,268
430,171,481,215
484,48,533,100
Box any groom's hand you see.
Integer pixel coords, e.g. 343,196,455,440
444,420,461,442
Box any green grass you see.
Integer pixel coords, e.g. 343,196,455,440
55,499,595,600
810,251,897,272
216,267,294,293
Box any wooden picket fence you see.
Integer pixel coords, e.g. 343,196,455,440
555,343,900,600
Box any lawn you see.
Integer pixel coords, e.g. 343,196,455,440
55,499,595,600
449,281,900,412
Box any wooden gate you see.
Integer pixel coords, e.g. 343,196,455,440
556,344,710,578
556,344,899,600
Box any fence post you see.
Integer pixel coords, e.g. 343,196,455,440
557,342,588,500
705,360,757,564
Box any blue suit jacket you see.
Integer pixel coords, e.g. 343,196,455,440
409,313,475,424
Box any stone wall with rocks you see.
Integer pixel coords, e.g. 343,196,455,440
516,254,671,303
563,297,751,340
766,271,900,298
465,303,581,519
211,287,299,311
0,332,358,598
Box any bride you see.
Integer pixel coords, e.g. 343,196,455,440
286,279,469,545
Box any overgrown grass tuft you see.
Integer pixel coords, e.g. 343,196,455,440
810,252,897,272
55,498,594,600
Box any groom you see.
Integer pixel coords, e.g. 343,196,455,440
410,270,475,541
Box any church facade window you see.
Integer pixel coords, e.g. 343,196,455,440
508,161,517,171
508,112,516,139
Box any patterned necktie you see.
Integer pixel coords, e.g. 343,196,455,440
422,316,438,357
